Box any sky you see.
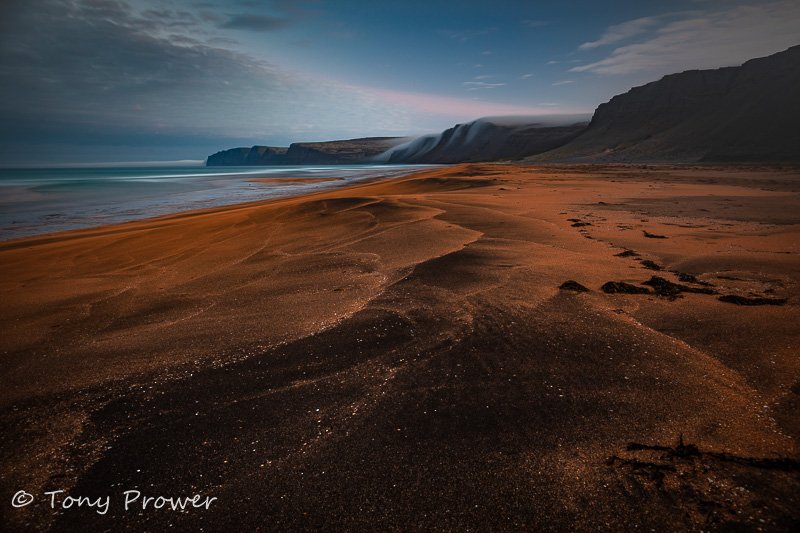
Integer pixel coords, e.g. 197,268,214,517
0,0,798,164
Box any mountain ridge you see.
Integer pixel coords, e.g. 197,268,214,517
533,45,800,162
206,45,800,166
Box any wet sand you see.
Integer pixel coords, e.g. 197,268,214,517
1,164,799,531
249,177,344,184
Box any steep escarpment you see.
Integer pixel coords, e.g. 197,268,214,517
206,119,588,166
206,146,289,166
379,117,588,164
283,137,407,164
207,137,406,166
536,45,800,162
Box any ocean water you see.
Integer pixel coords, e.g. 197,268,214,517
0,164,432,240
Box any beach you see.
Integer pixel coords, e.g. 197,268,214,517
0,164,428,240
1,163,799,530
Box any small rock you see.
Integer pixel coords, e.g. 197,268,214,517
559,280,590,292
601,281,651,294
718,295,787,306
615,250,639,258
643,276,716,298
674,272,714,287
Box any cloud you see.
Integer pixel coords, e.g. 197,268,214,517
572,1,800,75
578,16,659,50
140,9,201,29
546,60,560,65
462,81,506,90
0,1,288,135
0,0,415,158
551,80,574,86
520,73,533,79
0,0,604,162
0,0,590,163
220,14,291,31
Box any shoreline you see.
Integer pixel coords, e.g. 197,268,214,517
0,163,470,402
2,162,799,530
0,164,437,245
5,161,800,251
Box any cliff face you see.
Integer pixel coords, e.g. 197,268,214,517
207,146,288,166
380,118,588,164
206,137,406,166
284,137,406,164
537,45,800,162
206,121,588,166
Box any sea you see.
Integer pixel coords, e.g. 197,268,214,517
0,164,432,241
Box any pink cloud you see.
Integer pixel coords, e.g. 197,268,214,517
368,88,581,118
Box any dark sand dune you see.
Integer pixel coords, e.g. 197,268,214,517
1,164,799,531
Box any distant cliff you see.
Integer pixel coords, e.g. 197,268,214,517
535,45,800,162
208,46,800,166
378,116,588,164
207,146,288,166
207,137,406,166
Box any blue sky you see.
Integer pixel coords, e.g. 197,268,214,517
0,0,798,164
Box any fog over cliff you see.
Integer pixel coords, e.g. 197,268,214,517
375,115,590,164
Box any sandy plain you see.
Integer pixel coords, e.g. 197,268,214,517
1,164,798,531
